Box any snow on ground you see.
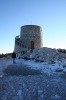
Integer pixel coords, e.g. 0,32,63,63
15,59,63,75
0,54,66,100
0,56,65,75
0,56,12,73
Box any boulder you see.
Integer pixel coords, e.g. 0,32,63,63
55,68,63,72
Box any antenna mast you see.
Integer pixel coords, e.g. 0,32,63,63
31,21,32,25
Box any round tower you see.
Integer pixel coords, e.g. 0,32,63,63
20,25,43,49
14,25,43,54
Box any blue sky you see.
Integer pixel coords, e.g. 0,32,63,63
0,0,66,54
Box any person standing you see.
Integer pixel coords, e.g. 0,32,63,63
12,51,16,64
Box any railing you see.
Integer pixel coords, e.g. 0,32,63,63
15,35,20,40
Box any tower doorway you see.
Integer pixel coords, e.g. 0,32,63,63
31,41,34,49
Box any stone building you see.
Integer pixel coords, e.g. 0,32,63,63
14,25,43,55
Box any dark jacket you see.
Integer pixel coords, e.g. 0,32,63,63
12,52,16,58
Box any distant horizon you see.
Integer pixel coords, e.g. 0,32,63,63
0,46,66,54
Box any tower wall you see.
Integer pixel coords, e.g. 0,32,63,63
14,25,43,54
20,25,43,49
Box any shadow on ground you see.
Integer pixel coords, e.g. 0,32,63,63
3,64,42,76
60,73,66,79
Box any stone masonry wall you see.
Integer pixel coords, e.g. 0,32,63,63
14,44,22,53
20,25,43,49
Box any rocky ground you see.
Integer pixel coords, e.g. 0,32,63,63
0,47,66,100
0,72,66,100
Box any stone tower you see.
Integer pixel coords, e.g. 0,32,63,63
14,25,43,55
